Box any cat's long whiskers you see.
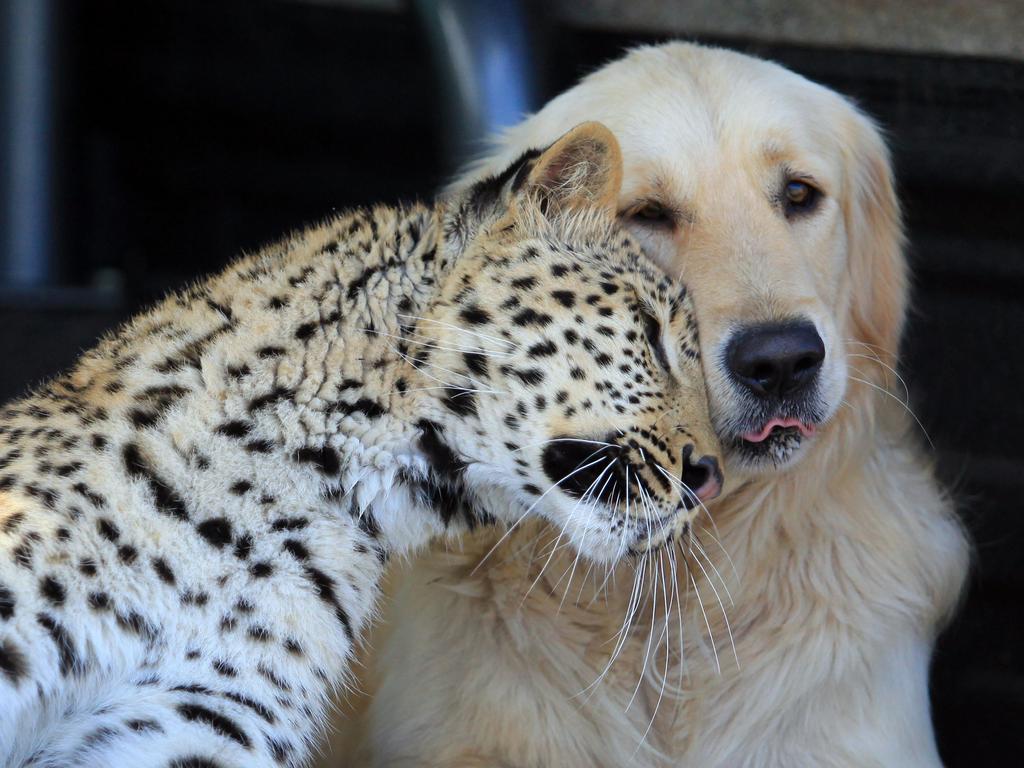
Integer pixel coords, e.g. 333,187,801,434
557,465,618,613
471,452,612,574
688,536,738,670
526,460,615,607
364,327,514,359
397,313,518,350
688,558,721,675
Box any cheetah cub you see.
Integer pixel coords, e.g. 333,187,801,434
0,123,721,767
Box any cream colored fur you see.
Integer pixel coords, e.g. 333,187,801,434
317,43,969,768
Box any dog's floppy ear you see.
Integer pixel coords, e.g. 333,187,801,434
521,121,623,215
842,108,907,369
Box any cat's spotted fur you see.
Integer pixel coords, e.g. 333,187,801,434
0,124,720,767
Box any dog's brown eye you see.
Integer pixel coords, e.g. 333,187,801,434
784,180,819,215
627,202,675,228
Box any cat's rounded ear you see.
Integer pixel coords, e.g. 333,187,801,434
444,122,623,253
522,121,623,216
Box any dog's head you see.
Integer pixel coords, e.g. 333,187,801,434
461,43,905,476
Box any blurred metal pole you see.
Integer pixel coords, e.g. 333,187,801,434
1,0,58,289
414,0,539,172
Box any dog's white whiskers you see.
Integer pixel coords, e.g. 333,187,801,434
848,371,934,448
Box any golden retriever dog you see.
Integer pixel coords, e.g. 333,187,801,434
318,42,969,768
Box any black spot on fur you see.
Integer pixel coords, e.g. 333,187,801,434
40,576,65,606
37,613,79,676
512,308,553,327
293,446,341,475
115,609,154,638
417,421,467,482
256,662,292,692
123,443,189,521
347,263,384,299
176,703,251,748
88,592,111,611
233,534,254,561
551,289,576,308
212,659,238,677
223,691,276,724
257,346,286,359
71,482,106,508
82,725,120,748
250,561,273,578
441,387,477,417
463,351,489,378
0,584,14,619
229,480,252,496
282,539,309,561
55,461,83,478
0,639,26,684
234,598,254,614
215,421,251,439
303,566,354,643
97,517,120,541
267,736,293,764
2,512,23,534
152,557,176,585
118,545,138,565
290,266,316,287
511,276,537,290
126,718,163,733
128,408,160,429
248,387,294,413
511,368,545,386
247,625,272,642
331,398,386,420
270,517,308,532
527,340,557,358
197,518,233,548
13,536,37,568
295,321,317,340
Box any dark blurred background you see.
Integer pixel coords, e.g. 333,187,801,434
1,1,1021,763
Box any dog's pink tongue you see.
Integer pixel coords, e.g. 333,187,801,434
742,418,816,443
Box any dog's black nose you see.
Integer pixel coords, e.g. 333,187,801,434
727,321,825,399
